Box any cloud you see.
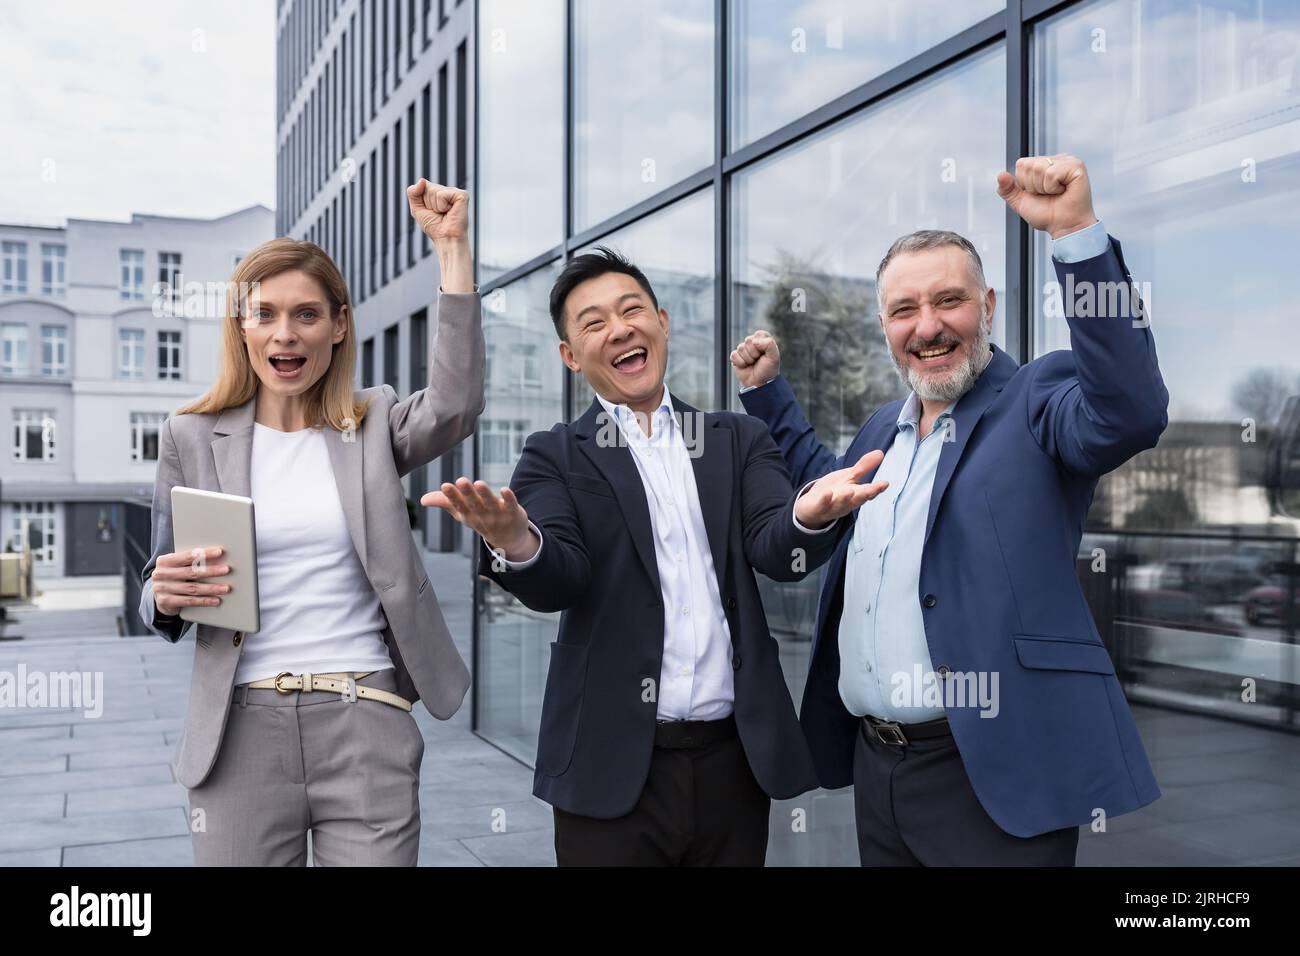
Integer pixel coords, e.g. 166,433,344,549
0,0,274,226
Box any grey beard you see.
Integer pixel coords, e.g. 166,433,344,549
891,317,993,404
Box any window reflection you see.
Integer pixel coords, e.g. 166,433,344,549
574,189,716,414
476,265,564,763
1034,0,1300,864
573,0,714,232
478,0,565,281
729,46,1006,865
730,0,1004,148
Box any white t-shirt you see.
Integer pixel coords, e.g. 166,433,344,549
232,422,395,685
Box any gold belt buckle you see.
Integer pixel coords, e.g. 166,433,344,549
273,671,294,694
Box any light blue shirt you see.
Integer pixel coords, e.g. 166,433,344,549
837,392,953,722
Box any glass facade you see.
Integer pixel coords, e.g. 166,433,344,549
572,0,714,231
475,264,564,764
477,0,564,281
474,0,1300,866
1030,0,1300,865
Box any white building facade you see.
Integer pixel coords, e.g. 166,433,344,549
0,205,273,577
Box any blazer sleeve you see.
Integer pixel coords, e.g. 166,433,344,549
476,429,591,613
739,374,846,486
1028,236,1169,477
737,417,850,582
387,290,486,478
138,417,193,644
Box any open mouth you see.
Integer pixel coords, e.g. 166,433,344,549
912,342,958,365
611,346,648,375
269,354,308,378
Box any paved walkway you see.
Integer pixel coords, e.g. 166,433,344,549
0,551,556,867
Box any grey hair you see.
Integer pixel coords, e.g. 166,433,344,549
875,230,987,309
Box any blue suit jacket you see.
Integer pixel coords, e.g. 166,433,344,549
741,236,1168,838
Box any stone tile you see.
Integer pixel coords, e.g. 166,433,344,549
69,745,176,771
417,838,486,867
0,807,189,852
1,764,173,797
0,732,167,760
460,827,556,867
63,835,194,867
0,792,65,823
0,754,66,776
71,717,183,739
420,799,553,842
66,783,188,816
0,848,62,867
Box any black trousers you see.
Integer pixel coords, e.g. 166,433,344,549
552,723,770,866
853,718,1079,866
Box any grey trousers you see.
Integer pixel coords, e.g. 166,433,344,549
187,668,424,866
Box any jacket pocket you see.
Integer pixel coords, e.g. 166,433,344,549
1013,635,1115,675
567,473,616,499
536,641,589,777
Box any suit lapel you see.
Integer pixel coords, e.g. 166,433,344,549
923,345,1017,546
324,422,368,568
210,391,368,568
676,396,731,587
575,397,660,592
211,396,256,499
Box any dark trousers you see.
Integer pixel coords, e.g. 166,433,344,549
552,719,770,866
853,718,1079,866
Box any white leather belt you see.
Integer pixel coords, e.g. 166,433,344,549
242,671,412,712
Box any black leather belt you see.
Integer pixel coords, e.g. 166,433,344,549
654,714,737,749
862,714,951,747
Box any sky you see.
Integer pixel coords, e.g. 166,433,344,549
0,0,275,227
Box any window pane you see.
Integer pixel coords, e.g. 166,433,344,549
476,264,564,764
573,0,713,231
478,0,565,281
730,0,1004,148
1032,0,1300,861
729,46,1005,865
574,188,716,414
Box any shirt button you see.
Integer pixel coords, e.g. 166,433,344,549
676,552,685,562
679,666,690,677
681,606,690,616
865,603,871,613
923,594,937,608
865,662,873,672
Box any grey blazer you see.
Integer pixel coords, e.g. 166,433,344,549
138,291,485,789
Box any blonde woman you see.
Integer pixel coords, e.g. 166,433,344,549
138,181,483,866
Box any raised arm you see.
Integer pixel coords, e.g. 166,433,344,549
732,332,844,486
997,155,1169,476
388,181,486,477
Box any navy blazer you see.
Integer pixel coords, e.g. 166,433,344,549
741,237,1168,838
479,395,839,818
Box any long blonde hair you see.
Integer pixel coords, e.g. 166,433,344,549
175,238,371,430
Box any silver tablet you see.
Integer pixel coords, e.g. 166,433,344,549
170,486,260,634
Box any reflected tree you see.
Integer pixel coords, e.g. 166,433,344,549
756,252,903,449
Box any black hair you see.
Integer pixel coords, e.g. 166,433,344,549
547,245,659,340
